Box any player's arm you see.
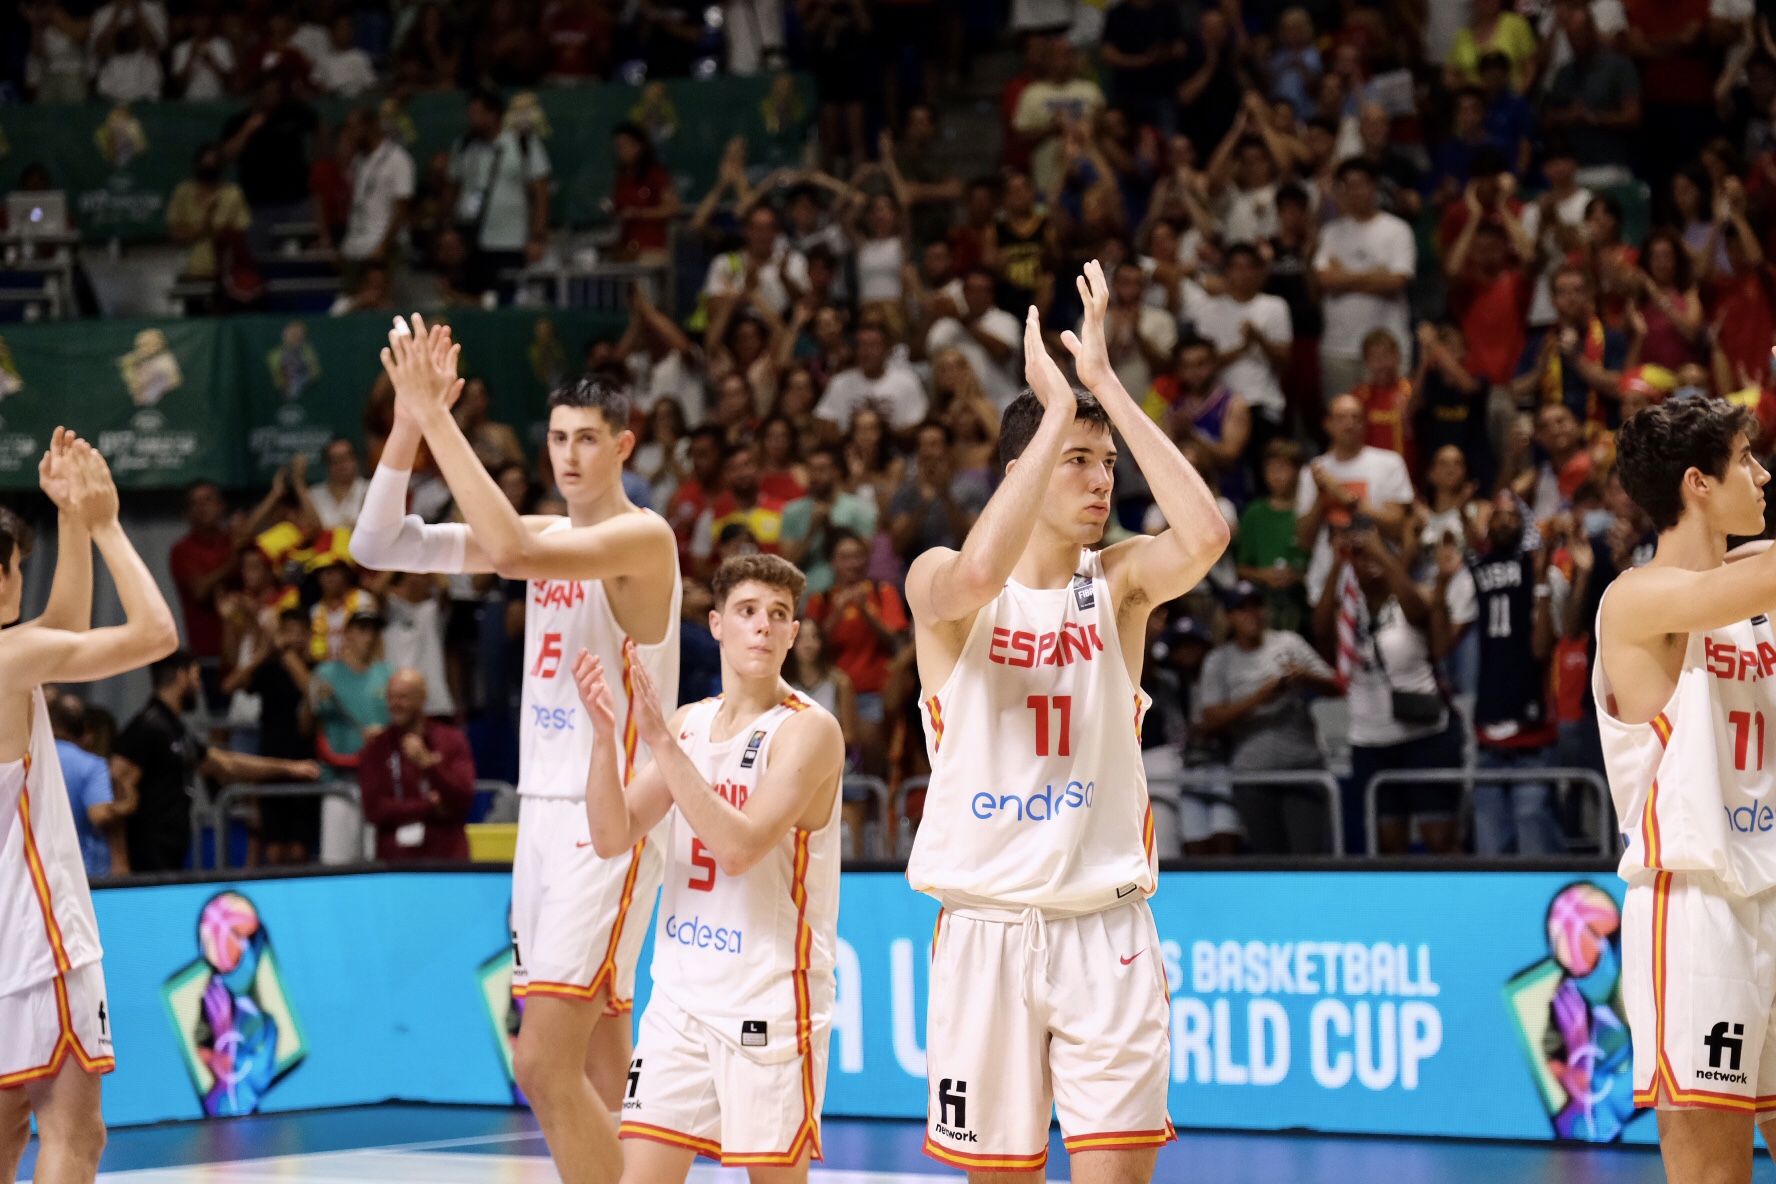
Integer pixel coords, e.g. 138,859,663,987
576,648,676,856
22,428,92,634
0,444,178,688
905,308,1080,625
1066,262,1231,607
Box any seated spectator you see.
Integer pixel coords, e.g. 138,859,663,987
805,531,906,777
1349,328,1416,471
816,324,929,436
357,668,475,860
51,693,121,879
473,0,546,86
1297,394,1415,606
690,444,789,579
454,378,525,472
785,618,862,847
1236,440,1309,633
1312,528,1463,856
93,15,164,103
170,8,236,100
311,610,392,769
780,446,878,598
1199,582,1343,854
889,420,990,562
329,262,396,317
300,436,368,531
1511,265,1628,432
312,12,376,97
167,142,253,285
220,608,317,865
118,651,321,873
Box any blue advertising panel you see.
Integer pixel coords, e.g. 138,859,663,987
91,869,1650,1146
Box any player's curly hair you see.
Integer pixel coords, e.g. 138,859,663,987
547,375,633,432
1616,399,1756,533
712,554,807,610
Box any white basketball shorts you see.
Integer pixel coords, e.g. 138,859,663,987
511,796,663,1015
1626,870,1776,1114
0,962,114,1088
618,993,827,1167
923,897,1175,1171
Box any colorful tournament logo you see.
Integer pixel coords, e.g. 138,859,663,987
94,105,148,170
505,92,551,141
268,321,321,400
629,82,679,145
760,74,806,136
118,328,182,408
161,891,307,1117
0,336,21,401
476,902,526,1103
530,319,565,390
1502,881,1642,1142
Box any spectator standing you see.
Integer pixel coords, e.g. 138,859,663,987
805,531,906,776
923,268,1023,409
382,571,455,717
1314,159,1416,402
1544,3,1642,188
51,694,121,879
889,421,989,562
1297,394,1415,605
166,143,252,285
222,76,321,258
784,617,863,846
1511,265,1627,432
118,651,321,873
1186,242,1293,435
169,8,235,100
702,205,808,318
168,481,237,710
308,557,378,662
338,104,417,288
815,323,929,434
1236,439,1310,633
609,121,680,261
1349,329,1417,470
1444,0,1537,92
1013,38,1106,195
94,17,163,102
779,447,878,596
1521,141,1594,329
1629,230,1707,372
448,87,552,297
1198,582,1343,854
689,444,789,577
1444,190,1535,388
1152,335,1251,502
312,13,377,97
22,1,91,104
220,608,318,865
1444,494,1566,855
356,669,475,860
311,610,392,770
303,437,368,531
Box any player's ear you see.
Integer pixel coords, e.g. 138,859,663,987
615,428,637,465
708,606,722,640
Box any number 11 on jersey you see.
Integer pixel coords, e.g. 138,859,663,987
1027,694,1073,757
1730,710,1767,773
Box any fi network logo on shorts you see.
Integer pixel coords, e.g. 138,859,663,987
933,1078,976,1143
1701,1021,1749,1084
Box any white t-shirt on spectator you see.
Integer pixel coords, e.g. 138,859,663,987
170,37,234,100
26,24,88,102
815,366,929,432
1079,305,1177,404
448,131,551,253
383,593,456,717
313,46,378,97
855,236,906,305
1314,210,1416,360
1346,598,1446,748
310,478,368,531
1297,447,1415,605
702,244,810,317
89,0,168,52
626,350,708,425
290,22,332,66
95,50,163,103
1185,288,1293,422
1521,188,1595,326
926,309,1023,409
341,139,417,262
1218,183,1279,246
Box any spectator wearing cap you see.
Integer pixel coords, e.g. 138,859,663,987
357,669,475,861
310,610,392,771
309,557,379,662
1314,158,1416,403
1198,582,1343,854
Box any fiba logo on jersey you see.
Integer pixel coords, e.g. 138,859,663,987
934,1078,974,1141
1072,573,1095,611
740,729,767,769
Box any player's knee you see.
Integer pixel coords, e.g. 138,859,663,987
43,1107,105,1167
512,1038,571,1107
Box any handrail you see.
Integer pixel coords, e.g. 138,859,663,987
1364,766,1616,857
1150,770,1345,856
208,780,362,870
842,774,890,860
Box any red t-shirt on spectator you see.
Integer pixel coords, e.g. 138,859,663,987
613,164,675,253
1625,0,1714,105
1353,378,1416,474
1711,266,1776,386
542,0,612,78
805,582,907,694
169,529,235,660
761,471,806,503
1450,266,1532,385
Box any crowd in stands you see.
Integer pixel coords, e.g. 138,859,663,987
25,0,1776,870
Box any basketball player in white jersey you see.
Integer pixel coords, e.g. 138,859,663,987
573,554,844,1181
351,318,680,1184
1,431,179,1184
1596,397,1776,1183
905,263,1229,1181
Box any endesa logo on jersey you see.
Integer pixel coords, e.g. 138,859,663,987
1704,637,1776,683
530,705,576,732
971,779,1095,822
988,622,1105,669
664,913,744,955
1724,804,1776,834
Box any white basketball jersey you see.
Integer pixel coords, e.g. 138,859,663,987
1595,587,1776,897
907,548,1157,914
518,515,682,799
652,691,841,1057
0,688,103,996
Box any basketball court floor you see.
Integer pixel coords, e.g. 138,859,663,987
17,1104,1744,1183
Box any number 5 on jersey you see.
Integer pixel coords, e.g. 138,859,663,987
688,838,717,891
531,631,563,678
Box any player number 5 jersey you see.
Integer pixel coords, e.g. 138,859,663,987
1595,589,1776,896
908,548,1157,915
653,691,841,1058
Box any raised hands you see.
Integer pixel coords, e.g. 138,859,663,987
573,648,618,740
1061,260,1116,392
37,425,77,515
1022,306,1074,410
380,313,464,424
64,434,119,530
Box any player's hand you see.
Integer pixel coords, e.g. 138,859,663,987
37,426,77,515
1061,260,1116,393
623,638,672,748
382,313,464,424
1022,307,1073,412
572,648,618,739
69,438,119,529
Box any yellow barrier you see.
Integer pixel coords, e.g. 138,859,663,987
466,823,519,863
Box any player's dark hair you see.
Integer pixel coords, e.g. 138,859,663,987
712,554,807,609
547,375,633,433
150,649,196,689
1616,399,1757,533
0,508,31,577
999,390,1112,468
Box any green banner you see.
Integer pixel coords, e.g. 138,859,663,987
0,308,623,489
0,75,813,243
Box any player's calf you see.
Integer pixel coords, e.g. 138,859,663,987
0,1089,31,1184
23,1061,105,1184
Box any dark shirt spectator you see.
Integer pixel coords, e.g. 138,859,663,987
357,669,475,860
222,81,321,218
